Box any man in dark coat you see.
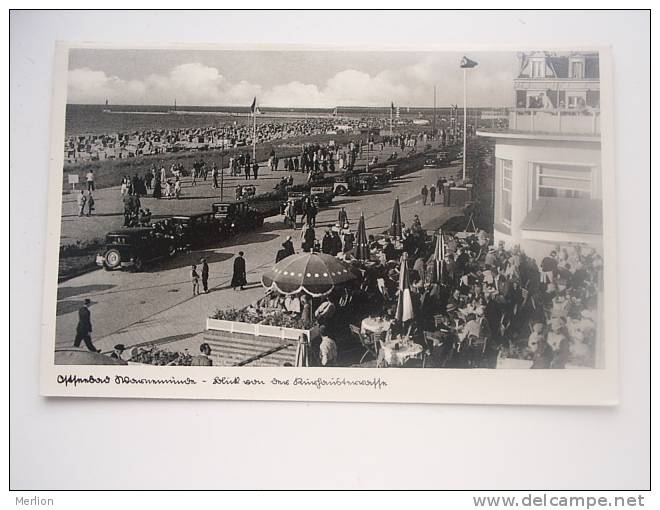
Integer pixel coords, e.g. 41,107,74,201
252,162,259,180
321,230,333,254
231,251,247,291
201,258,210,293
282,236,294,257
330,230,342,256
74,298,100,352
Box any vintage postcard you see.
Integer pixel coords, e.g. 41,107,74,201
40,42,618,404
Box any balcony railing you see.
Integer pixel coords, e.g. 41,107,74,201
508,107,600,135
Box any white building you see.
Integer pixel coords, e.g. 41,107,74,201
477,52,602,260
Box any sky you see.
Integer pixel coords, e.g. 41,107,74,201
67,48,519,108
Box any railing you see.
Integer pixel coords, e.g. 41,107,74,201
508,107,600,135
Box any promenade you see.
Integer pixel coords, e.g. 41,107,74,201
54,159,463,357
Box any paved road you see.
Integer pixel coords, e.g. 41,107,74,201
59,143,415,246
54,160,464,357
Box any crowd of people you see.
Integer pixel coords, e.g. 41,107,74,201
64,116,371,162
252,201,602,369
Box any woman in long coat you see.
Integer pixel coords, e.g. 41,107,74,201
231,252,247,290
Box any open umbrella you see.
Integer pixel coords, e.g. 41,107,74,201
262,252,358,297
295,334,310,367
434,229,445,283
395,252,414,323
354,212,370,261
390,196,402,238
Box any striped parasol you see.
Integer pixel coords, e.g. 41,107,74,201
354,212,370,261
261,252,358,297
434,229,446,283
390,196,402,238
295,334,310,367
395,252,414,323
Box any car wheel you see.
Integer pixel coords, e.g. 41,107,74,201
104,249,121,270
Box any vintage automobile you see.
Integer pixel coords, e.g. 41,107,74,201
169,212,222,251
96,227,175,271
283,191,308,214
370,168,391,186
234,184,256,200
212,201,265,236
357,173,377,191
309,186,334,206
332,175,361,196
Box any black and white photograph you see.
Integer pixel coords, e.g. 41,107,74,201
46,44,612,379
11,8,650,494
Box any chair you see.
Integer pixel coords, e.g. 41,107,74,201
350,324,377,363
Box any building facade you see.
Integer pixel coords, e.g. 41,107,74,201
477,52,602,260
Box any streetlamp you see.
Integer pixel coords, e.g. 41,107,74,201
460,56,478,182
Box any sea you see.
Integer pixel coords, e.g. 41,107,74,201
64,104,472,138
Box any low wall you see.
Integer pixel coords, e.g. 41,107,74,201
206,317,312,342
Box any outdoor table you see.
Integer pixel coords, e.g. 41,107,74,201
361,317,391,336
379,338,424,367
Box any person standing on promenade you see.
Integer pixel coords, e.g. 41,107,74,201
86,170,95,191
252,161,259,180
231,252,247,291
201,258,209,294
191,264,200,296
74,298,100,353
244,162,251,180
212,163,219,189
86,193,95,216
77,190,87,217
421,184,428,206
429,184,436,206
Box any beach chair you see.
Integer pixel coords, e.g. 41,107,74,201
350,324,377,364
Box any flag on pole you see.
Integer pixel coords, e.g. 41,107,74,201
250,97,257,114
395,253,414,323
460,56,478,68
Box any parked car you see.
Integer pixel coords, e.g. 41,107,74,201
357,173,376,191
332,175,361,195
211,201,265,237
169,212,222,251
282,191,308,215
310,186,334,206
370,168,391,186
96,227,175,271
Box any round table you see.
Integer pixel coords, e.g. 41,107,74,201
379,339,424,367
361,317,392,336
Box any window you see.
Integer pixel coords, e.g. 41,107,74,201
501,159,513,225
531,60,545,78
536,163,592,199
570,60,584,79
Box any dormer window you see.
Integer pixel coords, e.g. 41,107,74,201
531,59,545,78
569,57,585,79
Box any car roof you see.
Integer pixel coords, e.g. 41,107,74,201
171,212,214,219
106,227,153,236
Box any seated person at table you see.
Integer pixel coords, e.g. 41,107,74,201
383,238,398,262
318,326,338,367
314,297,336,325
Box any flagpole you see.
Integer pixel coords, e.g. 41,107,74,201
252,105,256,163
463,67,467,182
390,103,393,137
